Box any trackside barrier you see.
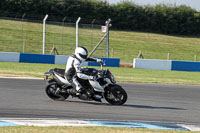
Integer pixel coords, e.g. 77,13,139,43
88,58,120,67
0,52,120,67
133,58,172,71
20,53,55,64
172,61,200,71
54,55,68,65
0,52,20,62
134,58,200,72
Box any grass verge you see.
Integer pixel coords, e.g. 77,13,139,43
0,62,200,85
1,19,200,62
0,126,196,133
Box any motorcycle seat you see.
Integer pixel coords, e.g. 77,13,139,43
54,68,65,76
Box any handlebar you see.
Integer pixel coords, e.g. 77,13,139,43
100,63,103,70
100,61,105,70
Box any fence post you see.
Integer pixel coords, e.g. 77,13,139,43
106,18,111,58
76,17,81,48
195,55,197,61
167,53,170,60
112,48,114,58
43,14,48,54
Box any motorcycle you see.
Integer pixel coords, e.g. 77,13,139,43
44,62,127,105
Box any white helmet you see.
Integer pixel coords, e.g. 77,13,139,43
75,46,88,61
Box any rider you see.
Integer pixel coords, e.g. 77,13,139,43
65,46,102,95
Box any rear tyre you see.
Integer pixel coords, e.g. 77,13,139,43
45,82,69,101
104,85,127,105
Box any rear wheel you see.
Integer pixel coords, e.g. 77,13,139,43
45,81,69,101
104,85,127,105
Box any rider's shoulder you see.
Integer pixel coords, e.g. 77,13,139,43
70,54,81,62
70,54,76,58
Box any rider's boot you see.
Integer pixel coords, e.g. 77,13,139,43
72,78,82,95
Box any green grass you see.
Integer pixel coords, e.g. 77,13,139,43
0,126,196,133
1,62,200,85
0,19,200,62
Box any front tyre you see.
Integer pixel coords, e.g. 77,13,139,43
45,81,69,101
104,85,127,105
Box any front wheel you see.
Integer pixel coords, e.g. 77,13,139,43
104,85,127,105
45,81,69,101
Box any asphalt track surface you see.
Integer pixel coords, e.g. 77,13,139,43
0,78,200,126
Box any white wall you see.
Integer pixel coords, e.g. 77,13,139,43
54,55,68,65
0,52,20,62
54,55,88,66
133,58,172,71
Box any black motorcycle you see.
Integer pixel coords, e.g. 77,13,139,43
44,63,127,105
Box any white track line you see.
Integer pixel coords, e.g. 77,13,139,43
1,118,200,131
180,124,200,131
0,118,99,127
0,76,43,80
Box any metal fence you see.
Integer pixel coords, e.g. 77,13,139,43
0,17,107,58
1,16,200,63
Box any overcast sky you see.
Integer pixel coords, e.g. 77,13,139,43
106,0,200,11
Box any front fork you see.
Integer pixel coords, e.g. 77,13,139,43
55,86,61,95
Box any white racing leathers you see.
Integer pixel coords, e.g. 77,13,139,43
65,54,97,92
